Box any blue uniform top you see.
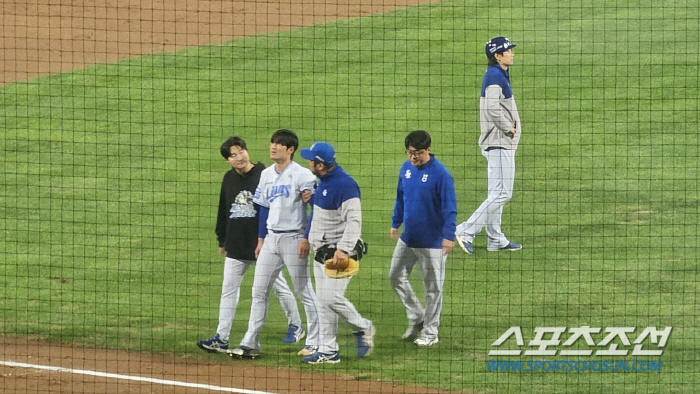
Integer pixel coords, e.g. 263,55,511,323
391,155,457,249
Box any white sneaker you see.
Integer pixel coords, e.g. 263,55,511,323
414,337,439,347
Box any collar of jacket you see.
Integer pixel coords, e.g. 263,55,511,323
415,154,437,171
489,64,510,82
319,164,343,181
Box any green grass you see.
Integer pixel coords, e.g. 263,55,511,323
1,0,699,392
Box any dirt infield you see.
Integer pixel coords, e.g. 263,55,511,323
0,337,456,394
1,0,438,84
0,1,454,393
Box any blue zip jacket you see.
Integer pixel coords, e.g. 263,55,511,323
304,165,362,254
391,155,457,249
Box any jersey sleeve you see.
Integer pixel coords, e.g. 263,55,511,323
215,180,228,247
391,168,405,229
438,170,457,242
253,172,270,208
337,181,362,253
298,168,317,192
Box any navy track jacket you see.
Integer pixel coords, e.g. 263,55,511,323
391,155,457,249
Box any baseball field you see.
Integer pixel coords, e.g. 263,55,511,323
1,0,699,393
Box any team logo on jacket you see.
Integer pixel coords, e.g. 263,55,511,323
266,184,291,202
422,174,429,182
230,191,256,218
405,170,412,179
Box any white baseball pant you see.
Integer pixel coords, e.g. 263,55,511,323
216,257,301,342
240,231,321,350
389,239,446,340
456,148,515,250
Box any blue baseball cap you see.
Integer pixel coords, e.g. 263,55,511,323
485,37,517,59
300,142,336,165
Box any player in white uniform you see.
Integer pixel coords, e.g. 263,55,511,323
229,129,321,358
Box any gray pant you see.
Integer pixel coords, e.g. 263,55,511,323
216,257,301,342
240,232,321,350
456,149,515,250
389,239,446,340
313,261,372,354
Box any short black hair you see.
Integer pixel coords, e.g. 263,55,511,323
271,129,299,159
405,130,431,150
220,136,247,159
488,56,500,66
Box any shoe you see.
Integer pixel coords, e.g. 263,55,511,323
455,235,473,254
297,345,319,356
228,346,260,359
414,336,439,347
196,333,229,353
302,351,341,364
354,325,375,357
402,321,423,341
488,243,522,252
283,324,306,343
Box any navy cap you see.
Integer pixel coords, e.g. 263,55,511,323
485,37,517,59
300,142,336,165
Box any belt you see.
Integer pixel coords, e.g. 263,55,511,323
270,229,302,234
485,147,505,151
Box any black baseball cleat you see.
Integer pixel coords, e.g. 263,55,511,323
228,346,260,359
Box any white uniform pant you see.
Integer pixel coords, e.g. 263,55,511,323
456,148,515,250
388,239,446,340
313,261,372,354
216,257,301,342
240,232,321,350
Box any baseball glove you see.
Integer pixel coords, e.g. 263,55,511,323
325,257,359,279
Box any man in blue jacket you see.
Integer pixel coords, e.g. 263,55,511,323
298,142,375,364
389,130,457,347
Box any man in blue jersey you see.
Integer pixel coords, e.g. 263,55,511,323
455,37,522,254
297,142,374,364
389,130,457,347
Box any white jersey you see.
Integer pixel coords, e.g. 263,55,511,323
254,161,316,232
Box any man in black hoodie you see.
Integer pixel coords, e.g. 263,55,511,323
197,137,304,353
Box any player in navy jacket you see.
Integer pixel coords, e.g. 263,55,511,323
297,142,374,364
389,130,457,347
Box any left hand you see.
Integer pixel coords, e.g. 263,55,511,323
329,249,349,270
298,238,310,259
442,239,454,255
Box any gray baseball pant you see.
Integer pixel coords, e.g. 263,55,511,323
313,261,372,354
389,239,446,340
456,148,515,250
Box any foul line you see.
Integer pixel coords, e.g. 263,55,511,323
0,360,281,394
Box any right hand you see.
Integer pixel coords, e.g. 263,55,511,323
297,238,310,259
255,238,264,259
390,228,399,240
510,123,517,139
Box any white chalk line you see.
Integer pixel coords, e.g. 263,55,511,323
0,360,282,394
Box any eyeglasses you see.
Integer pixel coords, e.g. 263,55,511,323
405,149,426,158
